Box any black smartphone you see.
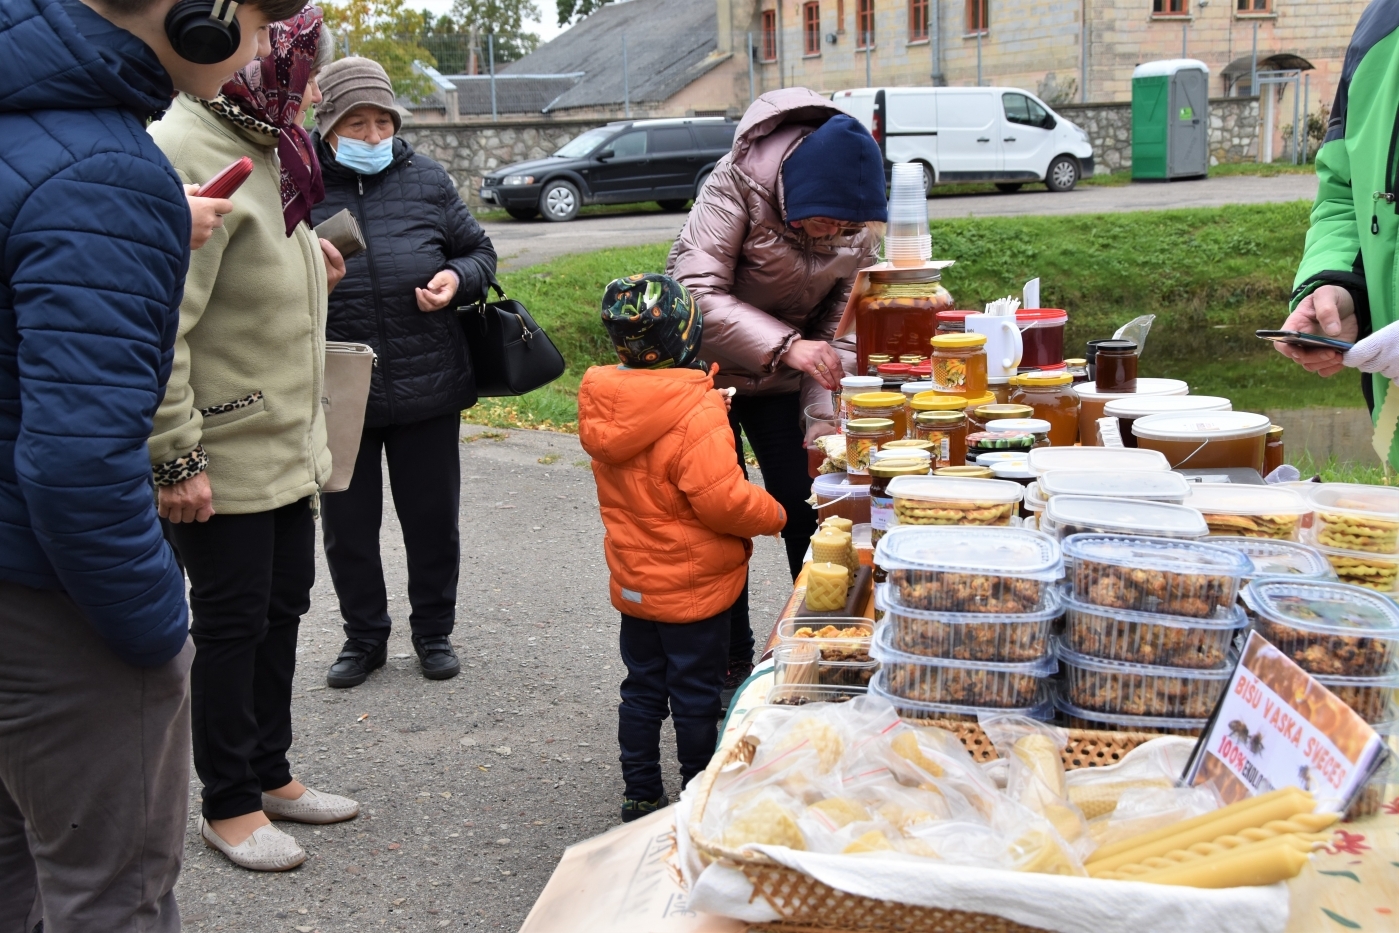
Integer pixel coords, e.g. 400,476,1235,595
1255,329,1354,352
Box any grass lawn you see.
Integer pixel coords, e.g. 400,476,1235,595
467,201,1365,442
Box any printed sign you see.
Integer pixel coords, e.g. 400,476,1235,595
1184,631,1389,813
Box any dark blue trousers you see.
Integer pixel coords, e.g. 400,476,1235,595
617,609,731,802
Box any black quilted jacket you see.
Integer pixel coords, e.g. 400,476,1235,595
312,134,497,427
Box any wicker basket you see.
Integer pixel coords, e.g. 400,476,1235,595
687,720,1162,933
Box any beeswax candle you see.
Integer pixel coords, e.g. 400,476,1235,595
821,517,854,535
1087,787,1312,874
810,530,855,579
805,562,850,612
1132,835,1316,888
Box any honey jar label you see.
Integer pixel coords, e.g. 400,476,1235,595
934,358,967,389
870,493,894,531
848,438,875,474
928,433,951,464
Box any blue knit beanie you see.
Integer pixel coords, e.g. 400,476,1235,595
781,114,889,225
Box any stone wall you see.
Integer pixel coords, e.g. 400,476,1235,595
1055,97,1259,175
405,96,1262,207
401,119,604,209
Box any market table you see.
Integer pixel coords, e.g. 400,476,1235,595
524,566,1399,933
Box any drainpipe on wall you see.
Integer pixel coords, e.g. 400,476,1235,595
777,1,785,88
1081,0,1088,102
932,0,944,85
748,31,755,104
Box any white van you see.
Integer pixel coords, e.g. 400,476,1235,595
831,87,1095,194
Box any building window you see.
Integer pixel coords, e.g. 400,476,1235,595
837,0,845,33
910,0,929,40
966,0,988,34
1152,0,1189,15
1237,0,1270,11
804,2,821,55
761,9,777,61
856,0,874,47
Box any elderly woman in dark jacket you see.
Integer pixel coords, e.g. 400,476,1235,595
309,57,497,688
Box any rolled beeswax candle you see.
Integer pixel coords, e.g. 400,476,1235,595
805,562,849,612
811,530,855,578
1134,836,1315,888
1087,788,1312,873
821,517,854,535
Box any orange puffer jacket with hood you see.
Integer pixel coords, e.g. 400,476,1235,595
578,363,787,623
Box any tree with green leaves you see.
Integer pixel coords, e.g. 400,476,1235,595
321,0,438,99
556,0,610,27
446,0,541,67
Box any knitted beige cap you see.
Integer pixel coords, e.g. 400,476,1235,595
315,56,402,135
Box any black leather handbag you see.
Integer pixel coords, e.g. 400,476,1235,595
458,279,566,398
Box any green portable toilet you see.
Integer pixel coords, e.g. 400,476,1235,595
1132,59,1211,180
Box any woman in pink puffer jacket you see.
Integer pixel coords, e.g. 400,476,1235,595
667,87,887,693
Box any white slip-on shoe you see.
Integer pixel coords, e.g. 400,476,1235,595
200,817,306,872
261,786,360,824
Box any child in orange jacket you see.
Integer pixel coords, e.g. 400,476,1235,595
578,273,786,823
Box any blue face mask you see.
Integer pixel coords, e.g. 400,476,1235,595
335,136,394,175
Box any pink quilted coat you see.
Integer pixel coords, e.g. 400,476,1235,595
666,88,880,414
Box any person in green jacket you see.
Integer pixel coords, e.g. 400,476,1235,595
1278,0,1399,471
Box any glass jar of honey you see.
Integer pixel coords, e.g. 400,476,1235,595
870,459,932,543
988,377,1011,405
844,417,896,482
854,268,954,377
968,402,1034,435
1265,424,1285,476
876,362,914,392
1094,340,1139,394
930,333,988,398
912,411,967,468
1010,371,1080,446
935,310,978,335
1064,358,1090,384
898,354,926,366
839,375,883,427
849,391,909,439
866,353,893,376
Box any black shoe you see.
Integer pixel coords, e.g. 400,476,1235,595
326,639,386,688
620,796,667,823
412,634,461,681
720,660,754,712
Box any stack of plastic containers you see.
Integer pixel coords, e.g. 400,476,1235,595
770,617,877,704
1041,495,1209,541
885,163,931,267
1242,579,1399,725
1024,469,1189,531
869,526,1063,722
1184,483,1311,541
1055,534,1253,735
1300,483,1399,594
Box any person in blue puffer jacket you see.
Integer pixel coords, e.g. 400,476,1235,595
0,0,297,926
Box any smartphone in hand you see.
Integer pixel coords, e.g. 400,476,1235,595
1255,329,1355,352
198,156,254,199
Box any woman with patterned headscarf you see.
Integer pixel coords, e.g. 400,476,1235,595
149,4,359,872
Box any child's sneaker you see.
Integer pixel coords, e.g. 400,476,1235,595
620,796,668,823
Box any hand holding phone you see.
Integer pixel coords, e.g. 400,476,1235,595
198,156,254,199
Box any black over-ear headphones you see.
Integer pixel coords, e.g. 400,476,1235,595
165,0,242,64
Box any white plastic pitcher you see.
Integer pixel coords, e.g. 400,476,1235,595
965,314,1023,379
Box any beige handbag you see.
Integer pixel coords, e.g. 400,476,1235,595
322,341,376,493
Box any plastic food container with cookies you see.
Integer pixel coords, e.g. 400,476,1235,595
773,642,879,688
1207,537,1336,583
1041,495,1209,541
776,618,874,654
1060,592,1247,669
1054,638,1234,718
874,583,1061,663
1302,483,1399,555
885,474,1024,527
1063,534,1253,618
1035,469,1190,504
1314,545,1399,593
869,670,1053,723
1183,483,1310,541
1025,446,1170,476
1052,692,1208,737
876,525,1064,613
871,624,1056,708
764,683,868,707
1241,578,1399,677
1312,669,1399,724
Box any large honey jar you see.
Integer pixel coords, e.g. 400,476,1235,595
854,268,954,377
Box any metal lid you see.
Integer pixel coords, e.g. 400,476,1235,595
844,417,895,435
1094,339,1138,353
915,410,967,425
883,439,937,451
911,394,969,411
1016,372,1074,386
850,392,907,408
973,403,1034,419
931,333,988,349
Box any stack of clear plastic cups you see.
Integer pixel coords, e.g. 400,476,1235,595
886,162,931,267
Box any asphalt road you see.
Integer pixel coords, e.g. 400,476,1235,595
485,173,1319,271
175,424,792,933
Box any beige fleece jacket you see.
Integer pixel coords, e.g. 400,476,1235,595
148,94,331,514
